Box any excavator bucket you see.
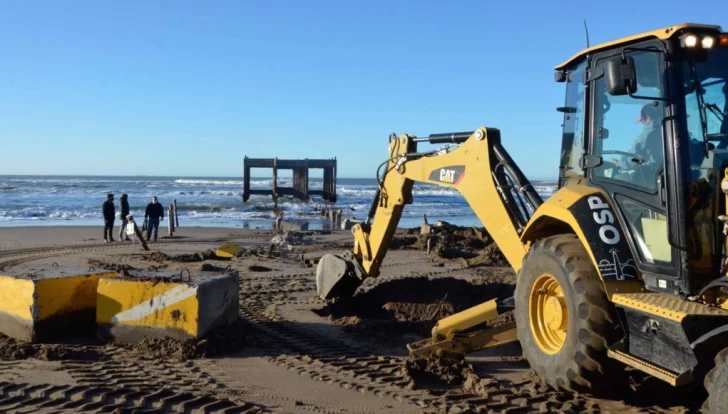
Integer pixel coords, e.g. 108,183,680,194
315,252,366,300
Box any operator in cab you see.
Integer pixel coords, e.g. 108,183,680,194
615,103,664,186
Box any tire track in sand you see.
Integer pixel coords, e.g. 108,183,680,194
0,380,266,413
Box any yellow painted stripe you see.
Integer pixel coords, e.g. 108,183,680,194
35,272,117,320
0,276,35,321
97,279,200,337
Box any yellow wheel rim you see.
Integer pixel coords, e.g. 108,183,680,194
529,273,568,355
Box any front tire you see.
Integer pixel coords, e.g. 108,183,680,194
515,234,622,394
703,347,728,412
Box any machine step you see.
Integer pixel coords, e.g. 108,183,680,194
607,348,691,386
611,292,728,322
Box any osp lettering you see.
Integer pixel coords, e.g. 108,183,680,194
587,196,620,245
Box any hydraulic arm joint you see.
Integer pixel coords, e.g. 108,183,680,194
315,126,543,301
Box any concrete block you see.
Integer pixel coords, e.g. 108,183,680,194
0,266,117,342
420,224,432,235
278,221,308,232
216,242,245,258
96,270,239,343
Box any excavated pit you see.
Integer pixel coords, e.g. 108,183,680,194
312,276,514,345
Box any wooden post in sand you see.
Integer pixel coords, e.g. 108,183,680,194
168,205,175,237
128,218,149,251
174,199,179,228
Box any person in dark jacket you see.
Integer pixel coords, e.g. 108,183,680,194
102,193,115,242
118,194,131,241
144,196,164,241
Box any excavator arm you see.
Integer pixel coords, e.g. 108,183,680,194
315,127,543,357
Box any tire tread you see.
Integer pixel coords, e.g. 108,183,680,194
703,347,728,412
517,234,621,394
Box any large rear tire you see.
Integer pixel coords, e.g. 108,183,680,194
515,234,622,394
703,347,728,413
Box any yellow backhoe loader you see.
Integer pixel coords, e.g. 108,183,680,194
315,23,728,411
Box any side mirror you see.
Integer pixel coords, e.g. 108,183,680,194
605,56,637,96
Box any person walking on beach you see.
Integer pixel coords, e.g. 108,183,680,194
102,193,115,242
118,194,131,241
144,196,164,241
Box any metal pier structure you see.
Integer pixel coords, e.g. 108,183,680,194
243,157,337,202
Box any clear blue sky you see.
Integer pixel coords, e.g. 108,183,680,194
0,1,725,180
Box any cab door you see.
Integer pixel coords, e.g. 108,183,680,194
587,41,681,292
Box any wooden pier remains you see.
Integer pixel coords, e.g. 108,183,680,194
243,157,337,202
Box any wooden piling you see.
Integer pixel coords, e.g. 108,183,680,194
168,205,175,237
272,157,278,201
174,199,179,228
131,219,149,251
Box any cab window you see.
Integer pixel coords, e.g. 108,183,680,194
592,50,666,192
559,61,587,180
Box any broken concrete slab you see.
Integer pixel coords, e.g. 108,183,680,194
0,265,117,342
96,269,239,343
277,221,309,232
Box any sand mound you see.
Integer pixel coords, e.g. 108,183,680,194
399,355,474,387
390,224,509,267
0,335,104,361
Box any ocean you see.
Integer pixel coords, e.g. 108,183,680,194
0,175,558,230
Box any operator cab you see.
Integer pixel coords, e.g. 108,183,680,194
556,24,728,296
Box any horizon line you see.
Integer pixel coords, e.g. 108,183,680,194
0,173,560,181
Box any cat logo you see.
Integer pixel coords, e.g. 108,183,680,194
440,169,456,183
428,165,465,184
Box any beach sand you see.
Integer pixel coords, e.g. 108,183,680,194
0,225,701,413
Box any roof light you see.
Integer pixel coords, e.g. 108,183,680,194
702,36,715,49
683,34,698,47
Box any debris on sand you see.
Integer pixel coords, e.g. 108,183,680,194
146,252,171,262
271,231,306,250
399,354,475,388
87,259,137,272
389,224,509,267
143,249,219,263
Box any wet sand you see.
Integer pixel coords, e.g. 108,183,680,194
0,225,704,413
